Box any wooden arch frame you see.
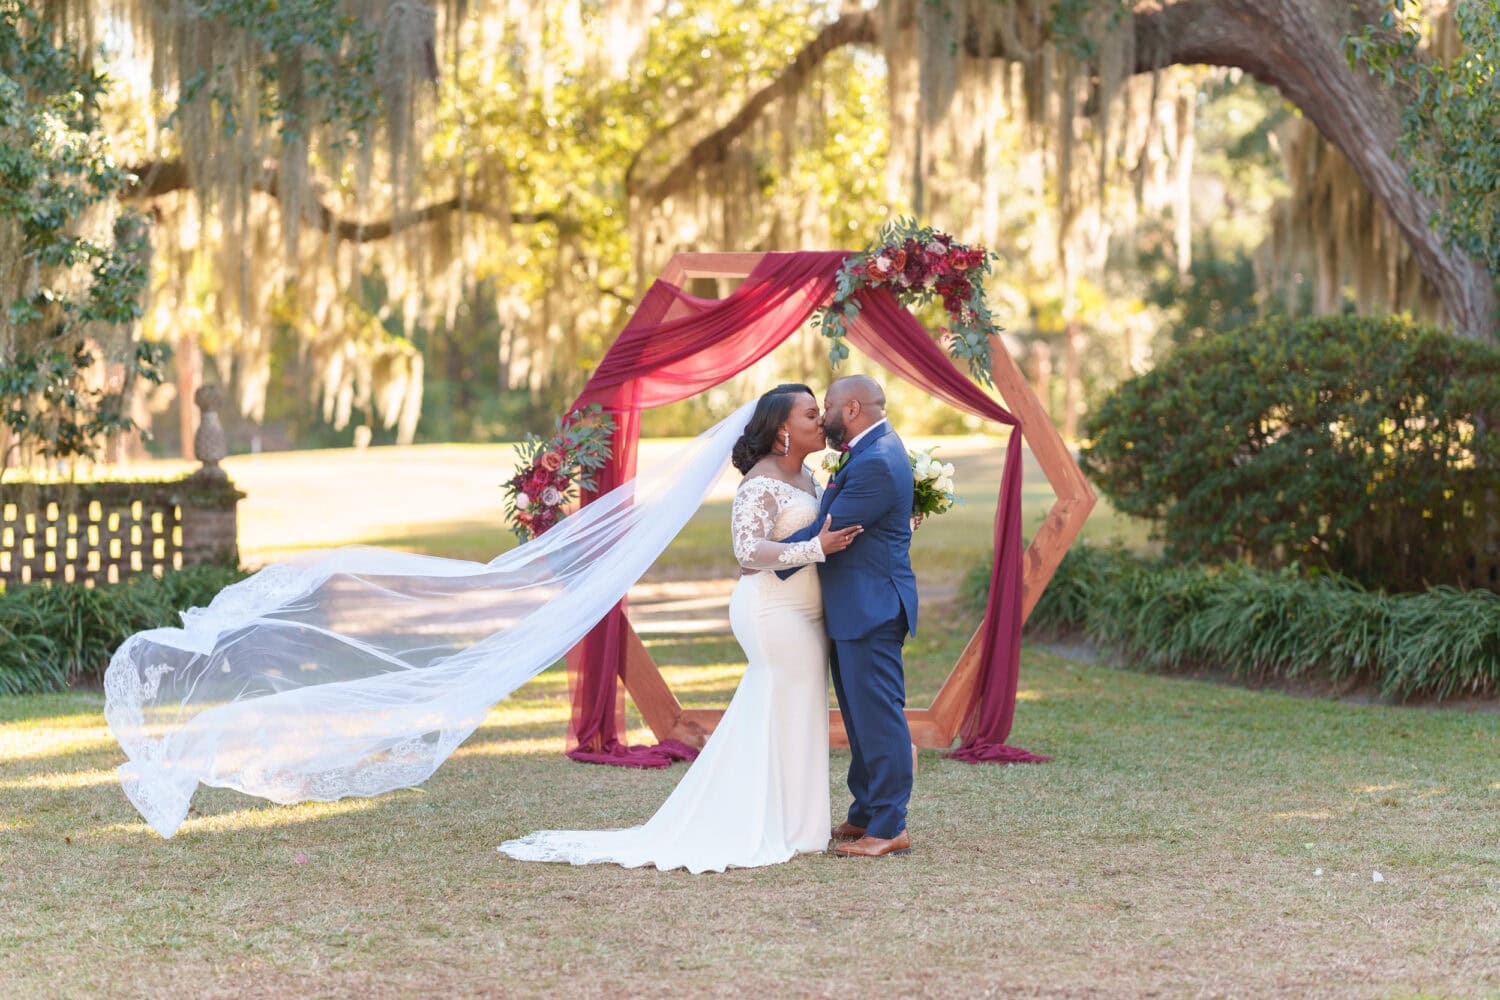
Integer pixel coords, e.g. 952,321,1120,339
598,252,1096,750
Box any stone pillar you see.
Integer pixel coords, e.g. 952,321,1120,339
179,385,244,568
192,385,229,481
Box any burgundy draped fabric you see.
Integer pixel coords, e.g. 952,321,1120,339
562,250,1046,767
848,293,1050,764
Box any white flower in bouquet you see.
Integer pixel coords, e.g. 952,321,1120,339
516,492,532,509
541,486,563,507
908,447,958,520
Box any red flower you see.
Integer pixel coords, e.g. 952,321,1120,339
952,247,985,271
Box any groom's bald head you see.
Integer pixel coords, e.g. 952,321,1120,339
830,375,886,411
822,375,887,448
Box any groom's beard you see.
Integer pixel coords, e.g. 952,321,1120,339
823,416,847,450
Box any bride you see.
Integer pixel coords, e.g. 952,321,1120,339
499,384,861,873
103,385,853,843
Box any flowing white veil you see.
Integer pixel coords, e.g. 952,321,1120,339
104,401,757,838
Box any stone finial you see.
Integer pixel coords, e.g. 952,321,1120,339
193,384,228,480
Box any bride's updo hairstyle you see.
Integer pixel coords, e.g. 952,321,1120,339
732,383,814,475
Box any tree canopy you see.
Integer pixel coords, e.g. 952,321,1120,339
2,0,1494,468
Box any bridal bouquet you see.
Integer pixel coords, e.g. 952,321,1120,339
910,447,958,518
820,446,958,519
503,404,614,540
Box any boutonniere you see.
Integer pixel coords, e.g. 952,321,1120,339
820,445,852,484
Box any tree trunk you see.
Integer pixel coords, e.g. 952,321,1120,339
178,333,199,461
1121,0,1496,340
1062,321,1081,441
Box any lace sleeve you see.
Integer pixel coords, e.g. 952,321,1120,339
731,479,825,571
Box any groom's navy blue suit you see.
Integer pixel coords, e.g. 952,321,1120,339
777,422,917,839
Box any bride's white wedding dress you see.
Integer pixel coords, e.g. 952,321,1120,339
499,474,832,873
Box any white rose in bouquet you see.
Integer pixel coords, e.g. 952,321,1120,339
908,447,959,521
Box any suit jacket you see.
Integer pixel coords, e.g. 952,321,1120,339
779,423,918,640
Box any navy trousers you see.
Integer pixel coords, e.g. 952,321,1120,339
830,613,912,839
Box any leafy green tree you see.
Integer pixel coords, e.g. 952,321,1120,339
1347,0,1500,293
0,2,163,475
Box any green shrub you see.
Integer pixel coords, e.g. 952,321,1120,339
1080,315,1500,592
970,547,1500,700
0,566,248,695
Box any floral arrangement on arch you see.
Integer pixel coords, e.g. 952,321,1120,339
816,218,999,386
503,404,615,540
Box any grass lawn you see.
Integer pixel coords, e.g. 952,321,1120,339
2,603,1497,998
202,433,1153,576
3,437,1496,996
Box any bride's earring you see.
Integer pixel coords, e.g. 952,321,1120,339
776,431,790,456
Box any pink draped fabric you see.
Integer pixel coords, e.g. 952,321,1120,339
563,250,1046,766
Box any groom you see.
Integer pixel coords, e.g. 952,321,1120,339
778,375,918,858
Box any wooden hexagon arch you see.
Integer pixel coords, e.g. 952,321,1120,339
603,252,1097,750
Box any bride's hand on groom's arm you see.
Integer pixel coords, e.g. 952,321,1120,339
817,515,862,555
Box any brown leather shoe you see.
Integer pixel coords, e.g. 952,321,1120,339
830,821,867,841
833,830,911,858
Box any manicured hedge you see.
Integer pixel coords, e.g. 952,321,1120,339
0,566,247,695
1079,315,1500,592
967,547,1500,700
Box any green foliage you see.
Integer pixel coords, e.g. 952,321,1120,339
1346,1,1500,287
0,2,162,472
967,546,1500,700
1144,242,1273,349
422,0,892,424
172,0,379,149
1080,314,1500,591
0,565,248,694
